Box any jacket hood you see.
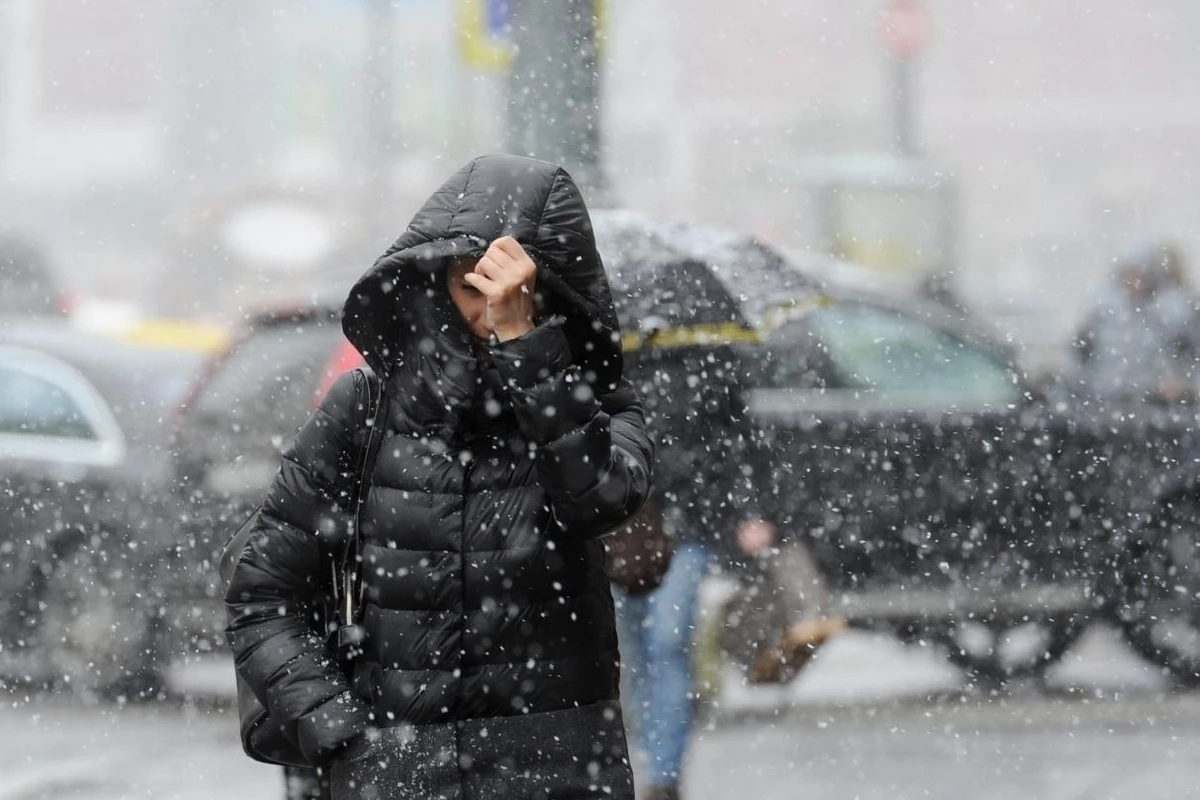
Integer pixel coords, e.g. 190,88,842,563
343,154,625,390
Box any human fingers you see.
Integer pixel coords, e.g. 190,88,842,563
474,255,514,284
462,271,500,296
491,236,528,258
490,237,537,276
483,239,520,269
489,244,537,287
736,520,775,555
737,530,765,555
479,253,536,292
481,254,534,295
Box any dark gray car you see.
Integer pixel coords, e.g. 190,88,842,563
0,319,203,696
747,285,1199,683
0,238,66,317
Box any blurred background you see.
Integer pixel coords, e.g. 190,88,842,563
7,2,1200,798
3,0,1198,361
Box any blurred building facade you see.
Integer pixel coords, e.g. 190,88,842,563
0,0,1197,347
606,0,1200,350
0,0,486,316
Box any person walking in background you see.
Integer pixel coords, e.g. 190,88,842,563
225,154,652,799
1073,242,1200,405
614,343,776,800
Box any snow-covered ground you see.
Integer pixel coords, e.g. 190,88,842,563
0,697,281,800
687,691,1200,800
4,624,1195,799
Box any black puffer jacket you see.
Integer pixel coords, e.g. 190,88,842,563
225,155,651,798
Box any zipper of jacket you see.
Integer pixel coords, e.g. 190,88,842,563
461,342,490,716
457,448,473,723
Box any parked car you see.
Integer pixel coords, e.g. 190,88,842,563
0,318,206,696
745,284,1198,683
1110,459,1200,683
0,237,69,317
167,298,362,655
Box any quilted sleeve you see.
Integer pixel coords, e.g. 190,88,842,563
223,370,373,765
490,320,654,538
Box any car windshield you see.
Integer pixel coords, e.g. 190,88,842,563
0,365,97,439
196,320,342,439
810,303,1021,408
67,347,208,450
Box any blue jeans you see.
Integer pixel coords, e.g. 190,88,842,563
614,542,710,788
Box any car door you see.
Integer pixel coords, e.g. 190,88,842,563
751,300,1030,600
171,316,346,559
0,348,126,634
741,325,855,593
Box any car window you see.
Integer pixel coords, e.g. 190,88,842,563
752,325,835,391
0,242,58,314
0,365,97,439
808,303,1020,407
195,320,343,441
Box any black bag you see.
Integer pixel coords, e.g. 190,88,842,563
604,501,675,596
219,368,386,768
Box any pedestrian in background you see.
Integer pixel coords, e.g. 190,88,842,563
614,343,776,800
1073,242,1200,405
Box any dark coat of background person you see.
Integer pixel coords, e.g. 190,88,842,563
627,344,767,559
224,154,652,799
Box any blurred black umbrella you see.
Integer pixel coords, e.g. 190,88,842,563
591,210,811,351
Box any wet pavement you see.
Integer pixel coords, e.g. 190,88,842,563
3,627,1199,800
689,693,1200,800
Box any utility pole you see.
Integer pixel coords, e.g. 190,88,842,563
505,0,608,204
878,0,928,157
891,53,916,156
363,0,396,237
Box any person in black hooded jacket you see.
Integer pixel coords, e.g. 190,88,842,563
225,154,652,800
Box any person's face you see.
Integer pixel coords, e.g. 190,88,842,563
446,258,491,341
1121,266,1152,298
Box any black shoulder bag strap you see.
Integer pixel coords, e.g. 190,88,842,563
332,366,387,663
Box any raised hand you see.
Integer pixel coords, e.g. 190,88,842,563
463,236,538,342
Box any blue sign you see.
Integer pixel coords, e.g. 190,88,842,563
485,0,510,37
461,0,603,70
